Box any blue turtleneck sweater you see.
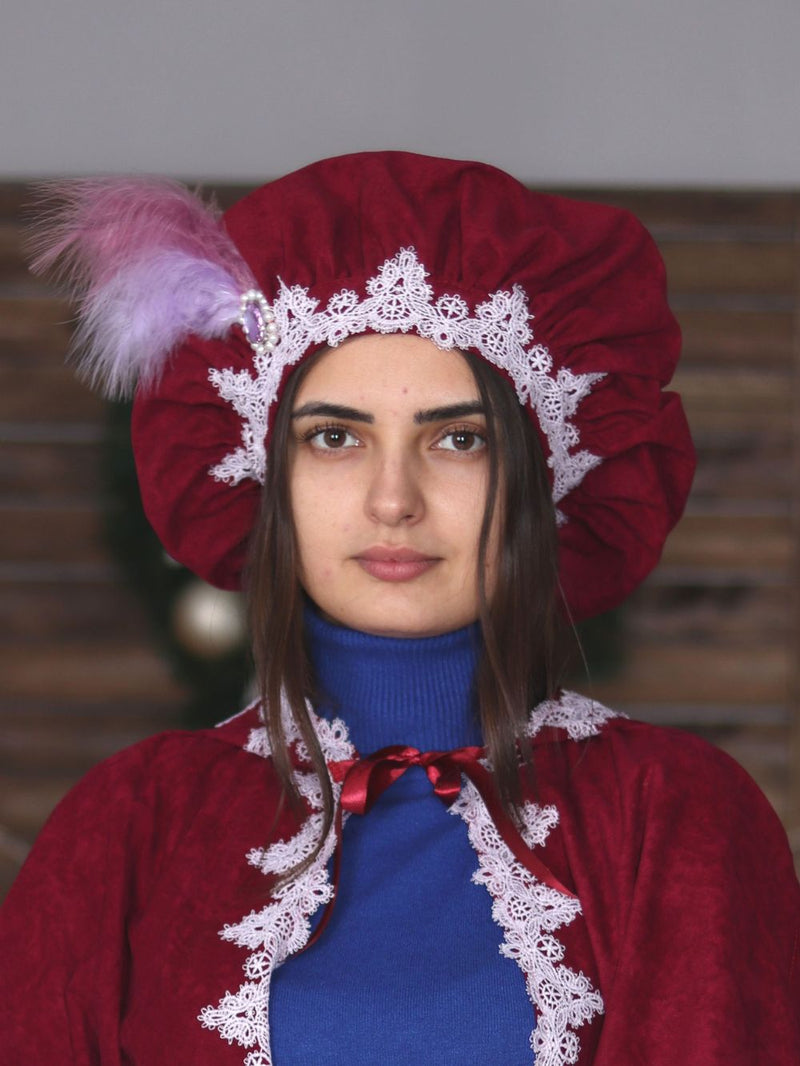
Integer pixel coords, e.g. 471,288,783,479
270,610,535,1064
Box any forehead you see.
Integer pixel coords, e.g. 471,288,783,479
293,334,479,407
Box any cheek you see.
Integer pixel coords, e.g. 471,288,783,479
435,471,489,553
293,510,350,583
290,470,329,541
291,463,362,550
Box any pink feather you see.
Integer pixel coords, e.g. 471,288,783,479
27,178,257,398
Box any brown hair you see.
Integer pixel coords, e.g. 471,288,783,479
246,343,564,864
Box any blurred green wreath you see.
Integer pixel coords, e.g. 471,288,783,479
102,401,252,728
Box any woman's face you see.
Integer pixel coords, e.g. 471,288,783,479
288,333,499,638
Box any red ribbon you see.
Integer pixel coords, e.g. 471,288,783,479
331,744,482,813
300,744,575,953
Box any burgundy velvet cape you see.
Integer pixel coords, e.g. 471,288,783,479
1,702,798,1064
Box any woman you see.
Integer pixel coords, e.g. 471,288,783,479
1,152,798,1064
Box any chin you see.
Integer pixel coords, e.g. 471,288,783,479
329,601,477,640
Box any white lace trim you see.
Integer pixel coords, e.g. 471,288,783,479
199,701,354,1066
527,689,622,741
450,785,603,1065
201,690,612,1065
208,248,604,514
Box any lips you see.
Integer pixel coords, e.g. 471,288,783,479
354,546,440,582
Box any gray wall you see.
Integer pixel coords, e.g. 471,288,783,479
2,0,799,184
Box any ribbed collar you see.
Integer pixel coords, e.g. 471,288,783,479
304,607,483,754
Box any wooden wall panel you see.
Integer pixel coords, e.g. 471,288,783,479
1,182,799,896
679,309,795,364
0,184,188,895
572,187,800,857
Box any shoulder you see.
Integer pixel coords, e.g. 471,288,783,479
530,688,764,797
530,690,798,905
8,704,277,893
1,704,287,947
533,695,800,1057
529,690,796,875
0,704,284,1053
49,703,267,809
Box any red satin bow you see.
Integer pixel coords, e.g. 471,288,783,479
300,744,576,953
331,744,484,813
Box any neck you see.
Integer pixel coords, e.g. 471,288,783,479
304,606,483,753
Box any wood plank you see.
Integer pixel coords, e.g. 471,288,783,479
0,442,103,501
674,366,793,415
585,643,789,705
0,505,107,563
629,584,791,641
0,698,185,725
0,296,72,350
662,513,793,571
676,309,795,366
0,364,105,421
690,437,793,501
0,561,116,581
0,182,30,220
0,705,185,775
680,408,794,434
0,581,153,642
555,188,800,229
0,222,29,286
661,241,798,295
611,704,790,727
0,644,188,701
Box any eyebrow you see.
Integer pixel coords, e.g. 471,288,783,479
414,401,485,424
291,402,374,423
290,399,485,424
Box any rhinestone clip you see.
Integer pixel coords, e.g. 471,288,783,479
238,289,279,356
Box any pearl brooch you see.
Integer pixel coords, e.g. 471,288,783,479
238,289,279,356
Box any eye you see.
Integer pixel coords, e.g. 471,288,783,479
302,424,361,451
435,426,487,453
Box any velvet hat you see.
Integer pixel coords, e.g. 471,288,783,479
29,151,695,620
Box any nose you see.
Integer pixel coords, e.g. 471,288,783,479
365,453,424,526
